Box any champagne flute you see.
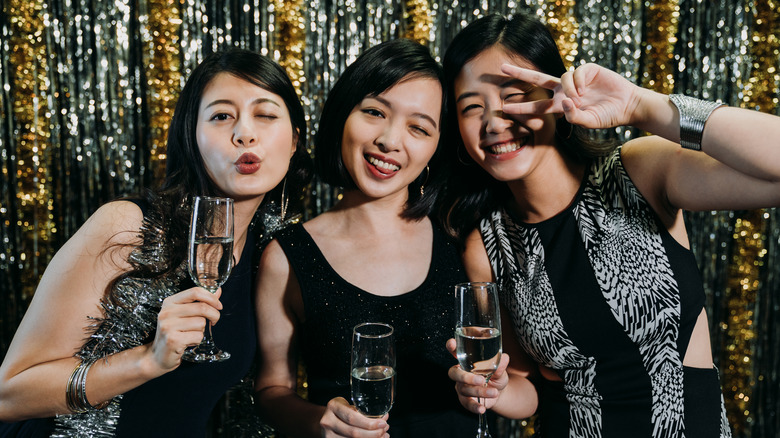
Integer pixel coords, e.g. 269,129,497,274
183,196,234,363
350,322,396,418
455,282,502,438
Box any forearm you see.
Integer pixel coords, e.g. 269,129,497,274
489,374,538,420
0,344,160,421
255,386,325,438
632,88,780,181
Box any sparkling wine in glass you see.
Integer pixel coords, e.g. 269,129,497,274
455,282,502,438
183,196,234,363
350,322,396,418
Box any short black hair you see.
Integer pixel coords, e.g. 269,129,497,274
314,38,445,220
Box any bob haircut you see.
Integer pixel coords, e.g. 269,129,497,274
314,38,445,220
164,48,312,215
439,13,613,241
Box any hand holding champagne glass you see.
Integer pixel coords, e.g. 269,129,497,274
350,322,396,418
455,282,502,438
184,196,234,363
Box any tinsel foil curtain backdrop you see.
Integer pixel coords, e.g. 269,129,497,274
0,0,778,436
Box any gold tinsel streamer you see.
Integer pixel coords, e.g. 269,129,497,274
723,212,767,434
722,1,778,433
740,0,780,112
402,0,433,45
8,0,54,301
272,0,306,97
541,0,578,68
641,0,679,94
141,0,183,183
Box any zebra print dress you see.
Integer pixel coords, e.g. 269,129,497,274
480,148,731,437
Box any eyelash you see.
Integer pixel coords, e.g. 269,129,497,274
362,108,384,118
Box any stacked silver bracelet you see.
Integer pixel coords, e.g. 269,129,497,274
65,359,110,413
668,94,724,151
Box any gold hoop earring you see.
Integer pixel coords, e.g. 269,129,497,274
420,165,430,196
457,145,472,165
557,122,574,140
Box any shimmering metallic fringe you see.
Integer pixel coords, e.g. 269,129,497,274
7,0,54,305
721,1,778,434
723,212,767,435
272,0,306,96
541,0,578,69
140,0,183,184
641,0,679,94
402,0,432,45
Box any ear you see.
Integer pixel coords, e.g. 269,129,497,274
290,127,299,157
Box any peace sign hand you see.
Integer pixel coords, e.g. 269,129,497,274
500,63,644,130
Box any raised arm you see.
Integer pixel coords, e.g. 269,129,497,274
0,201,223,420
501,63,780,214
253,240,388,438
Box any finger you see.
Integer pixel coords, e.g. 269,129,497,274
330,398,388,431
168,287,223,310
167,301,222,325
446,338,457,358
559,71,582,107
448,365,487,386
492,353,510,377
500,64,560,90
502,99,559,116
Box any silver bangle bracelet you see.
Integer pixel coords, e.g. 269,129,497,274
668,94,724,151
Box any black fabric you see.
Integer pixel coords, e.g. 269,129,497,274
481,150,727,437
274,222,477,438
0,419,54,438
114,220,258,437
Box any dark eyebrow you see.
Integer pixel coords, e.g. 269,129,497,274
204,97,281,109
370,95,438,129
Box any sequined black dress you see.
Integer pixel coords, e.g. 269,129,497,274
52,200,258,437
274,222,477,437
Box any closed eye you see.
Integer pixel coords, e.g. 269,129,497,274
411,125,431,136
461,103,483,115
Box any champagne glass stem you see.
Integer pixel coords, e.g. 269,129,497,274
476,380,491,438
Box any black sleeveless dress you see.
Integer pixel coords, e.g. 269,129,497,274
112,201,258,437
274,222,477,438
479,148,731,437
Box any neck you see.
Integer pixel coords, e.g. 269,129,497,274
327,189,421,235
506,153,585,224
232,195,264,259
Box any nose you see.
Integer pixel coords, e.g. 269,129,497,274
233,118,257,147
375,122,402,152
485,109,512,135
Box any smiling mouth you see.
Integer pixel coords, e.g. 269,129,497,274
483,138,529,155
366,155,400,174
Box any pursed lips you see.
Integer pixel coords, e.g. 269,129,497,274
235,152,261,174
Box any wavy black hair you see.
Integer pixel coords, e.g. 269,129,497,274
314,38,445,220
107,49,312,297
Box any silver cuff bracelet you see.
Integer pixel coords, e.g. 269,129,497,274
668,94,724,151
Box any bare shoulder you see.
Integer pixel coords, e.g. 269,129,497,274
620,136,682,221
463,228,493,282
